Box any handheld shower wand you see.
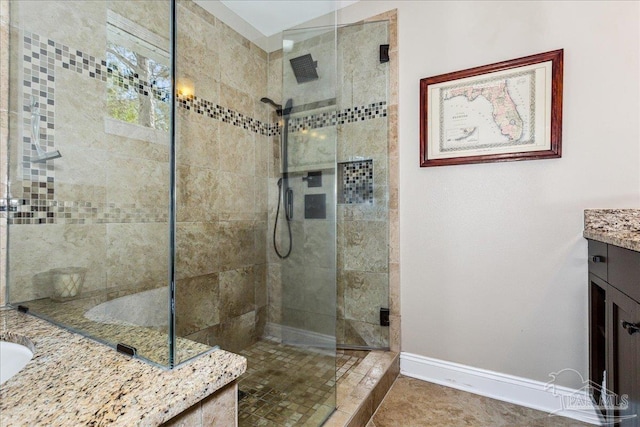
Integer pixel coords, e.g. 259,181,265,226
262,97,294,259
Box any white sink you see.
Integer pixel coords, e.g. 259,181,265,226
0,340,34,385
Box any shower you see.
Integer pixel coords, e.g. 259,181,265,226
261,97,294,259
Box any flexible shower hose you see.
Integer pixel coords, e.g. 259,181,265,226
273,178,292,259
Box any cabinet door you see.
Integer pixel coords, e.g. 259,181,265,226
607,286,640,427
590,274,607,408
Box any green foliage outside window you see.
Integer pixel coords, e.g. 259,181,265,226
106,42,170,131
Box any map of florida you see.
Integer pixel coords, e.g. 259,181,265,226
446,81,524,141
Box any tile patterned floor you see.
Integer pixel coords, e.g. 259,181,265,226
237,340,364,427
368,376,592,427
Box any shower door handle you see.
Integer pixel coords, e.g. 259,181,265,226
285,188,294,220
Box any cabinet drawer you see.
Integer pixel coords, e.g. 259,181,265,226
588,240,608,281
608,244,640,303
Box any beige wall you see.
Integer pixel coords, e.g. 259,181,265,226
338,0,640,388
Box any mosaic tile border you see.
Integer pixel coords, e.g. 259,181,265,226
177,94,273,136
16,31,387,226
288,101,387,134
7,198,168,225
22,31,387,141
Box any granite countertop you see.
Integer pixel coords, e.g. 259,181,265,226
0,308,246,426
584,209,640,252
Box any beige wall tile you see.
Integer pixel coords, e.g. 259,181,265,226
219,266,256,321
389,262,400,316
389,209,399,264
219,33,266,102
267,50,283,108
254,135,269,179
8,224,107,302
267,263,282,324
254,264,267,308
176,164,218,223
175,222,219,280
176,109,219,169
218,122,255,175
201,381,237,427
0,0,8,25
161,401,201,427
216,172,256,216
389,314,400,353
176,3,219,90
176,273,220,337
106,223,168,291
287,127,336,172
106,154,169,208
338,118,388,163
343,271,388,324
216,220,258,271
109,1,171,47
217,310,256,353
343,220,388,273
161,381,237,427
12,1,107,58
219,83,254,119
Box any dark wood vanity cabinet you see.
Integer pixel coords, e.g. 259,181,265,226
588,240,640,426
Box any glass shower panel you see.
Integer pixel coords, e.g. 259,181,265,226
336,20,390,350
279,24,338,424
5,0,180,367
172,0,240,365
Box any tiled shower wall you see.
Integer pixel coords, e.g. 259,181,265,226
6,0,172,304
4,0,271,354
3,0,399,352
173,0,270,353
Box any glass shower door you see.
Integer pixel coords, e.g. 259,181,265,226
336,20,390,350
278,24,338,424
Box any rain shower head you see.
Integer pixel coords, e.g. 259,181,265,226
31,150,62,163
289,54,318,84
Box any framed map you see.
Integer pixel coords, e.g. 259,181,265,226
420,49,563,167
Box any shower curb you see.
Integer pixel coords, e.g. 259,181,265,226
324,351,399,426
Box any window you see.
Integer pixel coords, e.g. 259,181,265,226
106,13,170,132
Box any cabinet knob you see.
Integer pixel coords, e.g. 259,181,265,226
591,255,605,263
622,321,640,335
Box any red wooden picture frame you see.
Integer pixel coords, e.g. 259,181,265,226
420,49,563,167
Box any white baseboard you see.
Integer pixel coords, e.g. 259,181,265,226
400,352,602,425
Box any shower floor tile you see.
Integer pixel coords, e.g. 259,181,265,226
237,340,364,427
